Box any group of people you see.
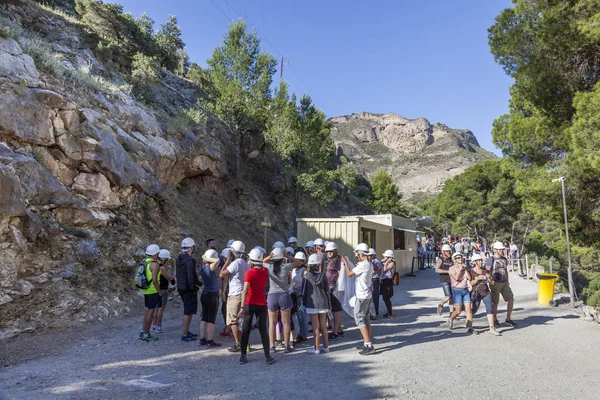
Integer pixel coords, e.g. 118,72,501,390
136,237,400,364
434,240,516,336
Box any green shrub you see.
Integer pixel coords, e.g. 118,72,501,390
129,52,159,103
583,278,600,307
0,15,22,40
298,170,338,206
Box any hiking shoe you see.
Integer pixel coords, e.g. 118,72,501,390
138,331,144,339
239,355,248,365
269,346,276,354
140,334,158,342
265,356,276,365
227,344,241,353
199,338,207,346
505,319,517,327
320,347,330,354
359,345,375,356
306,348,320,355
436,304,443,316
206,340,221,348
180,334,197,342
488,327,502,336
328,333,340,341
219,331,231,337
284,346,293,354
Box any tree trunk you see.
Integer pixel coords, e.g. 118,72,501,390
233,126,240,177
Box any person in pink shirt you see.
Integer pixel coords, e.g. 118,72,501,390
447,252,474,334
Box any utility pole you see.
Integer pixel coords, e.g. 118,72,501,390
552,176,575,308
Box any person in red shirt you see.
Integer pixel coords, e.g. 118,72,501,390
238,248,275,365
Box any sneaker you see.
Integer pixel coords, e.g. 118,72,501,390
356,344,366,350
189,332,198,338
227,344,241,353
180,334,197,342
239,355,248,365
284,346,293,354
152,326,163,333
247,344,252,353
488,327,502,336
436,304,443,316
269,346,276,354
505,319,517,327
338,329,344,337
320,347,330,354
219,331,231,337
493,319,500,327
359,345,375,356
199,338,207,346
467,328,474,335
370,315,377,321
138,331,144,339
295,336,307,345
265,356,276,365
140,333,158,342
150,325,158,333
306,348,320,355
274,340,284,349
328,333,340,341
448,319,454,330
206,340,222,348
382,313,390,319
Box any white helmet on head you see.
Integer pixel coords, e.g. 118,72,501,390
354,243,369,254
248,248,263,265
146,244,160,256
367,248,376,256
203,249,219,261
294,252,306,261
383,250,394,258
181,238,195,249
273,241,285,249
285,247,295,255
271,247,284,260
220,248,230,258
254,246,266,256
226,239,235,248
471,253,483,262
158,249,171,259
307,254,320,266
305,240,314,249
441,244,452,252
288,237,298,244
325,242,338,252
493,241,505,250
313,238,325,247
452,252,463,260
230,240,245,254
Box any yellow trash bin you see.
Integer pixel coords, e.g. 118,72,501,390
537,273,559,306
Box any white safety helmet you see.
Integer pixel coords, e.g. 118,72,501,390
307,254,321,266
305,240,314,249
294,252,307,261
493,241,505,250
146,244,160,256
181,237,195,249
325,242,338,252
271,247,284,260
226,239,235,248
158,249,171,260
313,238,325,247
230,240,245,254
367,248,377,256
220,248,230,258
285,247,295,255
288,237,298,244
248,248,263,265
383,250,394,258
354,243,369,254
452,252,463,260
441,244,452,252
254,246,266,256
471,253,483,262
203,249,219,261
273,241,285,249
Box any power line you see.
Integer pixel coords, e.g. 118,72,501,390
209,0,232,21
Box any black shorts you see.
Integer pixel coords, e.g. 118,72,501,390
330,292,343,313
144,293,162,309
179,290,198,315
201,292,219,323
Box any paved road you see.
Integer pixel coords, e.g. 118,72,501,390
0,269,598,400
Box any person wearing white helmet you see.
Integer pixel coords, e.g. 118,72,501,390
151,249,176,334
469,253,501,336
486,241,516,327
198,250,222,348
342,243,375,355
313,238,325,258
288,236,305,256
448,252,474,333
368,248,382,320
263,247,295,353
380,250,396,318
273,241,285,249
291,252,309,344
238,248,275,365
226,239,235,248
435,244,455,317
219,240,249,353
324,241,344,339
139,244,162,342
218,248,232,339
301,253,331,355
305,241,315,256
176,238,201,342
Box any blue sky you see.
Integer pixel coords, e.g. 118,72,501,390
111,0,514,155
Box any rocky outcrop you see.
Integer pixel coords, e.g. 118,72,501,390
330,112,495,199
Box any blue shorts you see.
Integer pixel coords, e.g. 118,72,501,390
451,288,471,305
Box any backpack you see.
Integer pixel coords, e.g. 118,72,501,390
491,257,508,282
133,258,152,289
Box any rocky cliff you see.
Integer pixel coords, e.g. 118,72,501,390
330,112,496,200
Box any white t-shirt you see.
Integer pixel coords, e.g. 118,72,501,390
291,266,306,292
353,261,373,300
227,258,249,296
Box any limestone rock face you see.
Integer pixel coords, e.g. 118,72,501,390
0,37,39,86
0,163,27,217
72,173,121,208
330,112,495,199
0,87,55,146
